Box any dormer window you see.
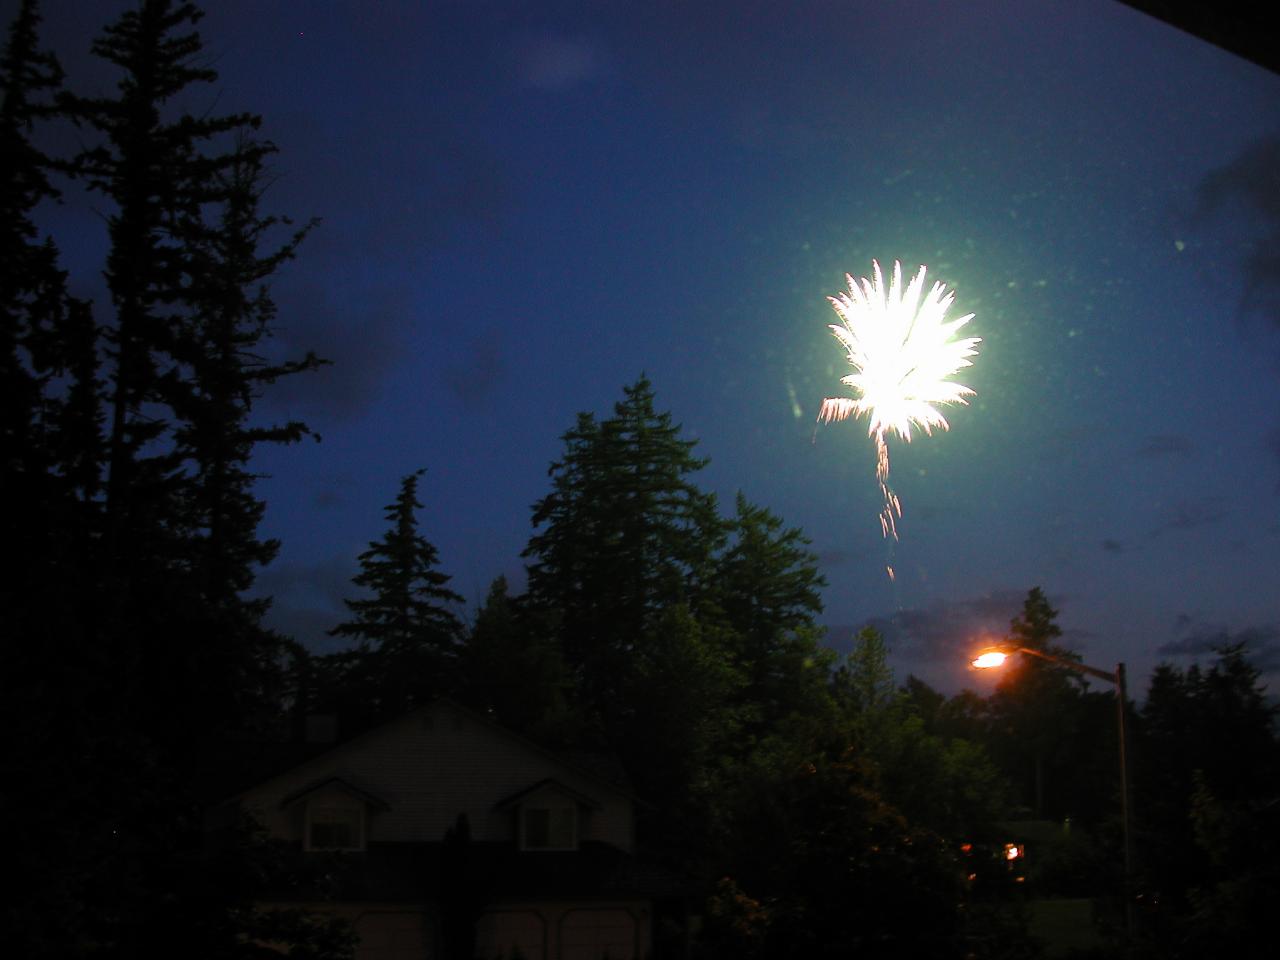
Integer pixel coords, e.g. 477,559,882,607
522,802,577,851
497,778,600,852
307,801,365,851
281,777,387,853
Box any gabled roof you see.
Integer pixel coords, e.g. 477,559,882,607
493,777,604,812
279,775,391,812
225,697,636,805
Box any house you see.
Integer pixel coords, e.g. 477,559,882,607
230,699,678,960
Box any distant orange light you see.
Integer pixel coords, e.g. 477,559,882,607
1004,843,1023,861
972,651,1008,669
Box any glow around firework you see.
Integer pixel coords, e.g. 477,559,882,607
820,260,980,546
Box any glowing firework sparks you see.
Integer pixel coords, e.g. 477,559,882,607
819,259,980,546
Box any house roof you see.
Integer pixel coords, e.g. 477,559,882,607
279,776,391,812
220,697,636,806
493,778,604,812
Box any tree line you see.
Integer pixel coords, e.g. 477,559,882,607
4,2,1277,958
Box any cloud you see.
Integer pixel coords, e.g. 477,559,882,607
1196,136,1280,225
831,588,1103,672
1157,620,1280,673
857,588,1032,664
1138,434,1194,459
1147,496,1229,539
1164,499,1229,530
253,554,357,653
445,333,507,409
257,287,407,423
1195,136,1280,337
314,486,346,510
816,549,852,568
516,34,603,91
1101,538,1124,554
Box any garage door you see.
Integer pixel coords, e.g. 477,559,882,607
560,909,635,960
475,909,546,960
355,911,431,960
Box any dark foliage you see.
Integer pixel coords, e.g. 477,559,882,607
320,468,465,727
984,588,1120,823
1133,644,1280,956
16,5,1276,959
1,2,342,956
456,575,577,740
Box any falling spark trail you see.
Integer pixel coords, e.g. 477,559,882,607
819,260,980,568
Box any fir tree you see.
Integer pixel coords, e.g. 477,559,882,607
1137,643,1280,941
832,626,897,716
0,0,78,561
715,492,829,739
175,133,320,599
524,375,724,721
0,4,341,955
168,132,323,734
0,8,111,955
330,468,465,719
65,0,257,579
51,0,327,755
986,587,1092,819
456,575,575,739
522,377,738,836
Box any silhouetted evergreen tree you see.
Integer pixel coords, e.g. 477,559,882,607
832,626,897,715
524,376,724,730
457,575,577,739
168,132,323,734
328,468,465,722
831,629,1008,840
0,0,58,451
522,376,732,824
67,1,257,579
0,0,88,585
1135,643,1280,955
0,6,113,955
47,0,332,757
714,492,830,743
985,587,1093,819
1,3,341,956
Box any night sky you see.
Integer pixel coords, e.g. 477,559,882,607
21,0,1280,696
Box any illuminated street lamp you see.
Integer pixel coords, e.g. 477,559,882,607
971,643,1134,937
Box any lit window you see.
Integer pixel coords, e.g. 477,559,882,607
523,804,576,850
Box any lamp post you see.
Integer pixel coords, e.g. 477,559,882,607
971,644,1134,938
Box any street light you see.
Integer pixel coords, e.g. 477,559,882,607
971,643,1134,937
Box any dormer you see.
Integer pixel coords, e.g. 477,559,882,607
280,777,389,852
496,779,603,852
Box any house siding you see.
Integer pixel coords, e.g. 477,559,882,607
239,701,633,852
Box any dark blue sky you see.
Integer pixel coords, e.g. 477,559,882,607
22,0,1280,695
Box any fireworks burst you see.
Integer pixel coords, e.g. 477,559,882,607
819,259,980,555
